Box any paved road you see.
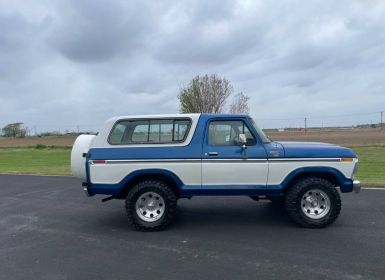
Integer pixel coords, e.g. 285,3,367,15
0,175,384,280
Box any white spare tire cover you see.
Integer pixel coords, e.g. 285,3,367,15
71,134,96,179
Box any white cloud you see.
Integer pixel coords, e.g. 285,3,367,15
0,0,384,131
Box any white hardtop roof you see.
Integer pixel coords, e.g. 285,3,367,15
95,114,201,148
108,113,201,122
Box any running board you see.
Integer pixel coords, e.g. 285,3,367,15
101,196,115,202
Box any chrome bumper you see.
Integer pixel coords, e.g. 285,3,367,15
353,180,361,194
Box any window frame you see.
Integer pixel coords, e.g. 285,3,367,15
206,119,257,147
107,117,192,145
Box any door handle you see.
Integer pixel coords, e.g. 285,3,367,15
208,152,218,156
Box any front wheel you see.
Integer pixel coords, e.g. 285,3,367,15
285,177,341,228
125,180,177,231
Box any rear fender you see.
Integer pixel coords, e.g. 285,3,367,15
89,169,185,197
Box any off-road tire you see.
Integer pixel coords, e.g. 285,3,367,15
285,177,341,228
125,180,177,231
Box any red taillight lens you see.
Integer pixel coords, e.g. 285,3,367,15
93,160,106,164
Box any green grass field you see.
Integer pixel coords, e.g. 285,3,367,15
0,146,383,187
0,147,71,176
352,146,385,188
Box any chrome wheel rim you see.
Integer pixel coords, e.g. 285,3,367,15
135,192,165,222
301,189,330,219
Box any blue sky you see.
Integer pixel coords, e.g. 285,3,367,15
0,0,384,131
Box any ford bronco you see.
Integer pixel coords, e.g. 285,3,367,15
71,114,361,231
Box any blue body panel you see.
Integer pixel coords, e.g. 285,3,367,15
201,116,268,160
277,141,356,158
86,114,356,197
90,145,202,160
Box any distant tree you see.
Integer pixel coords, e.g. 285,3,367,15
2,122,24,137
178,74,233,113
19,128,27,138
229,92,250,114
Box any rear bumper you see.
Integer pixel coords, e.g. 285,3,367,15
353,180,361,194
83,186,94,197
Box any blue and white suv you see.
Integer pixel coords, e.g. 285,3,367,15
71,114,361,231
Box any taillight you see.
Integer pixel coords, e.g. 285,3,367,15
92,160,106,164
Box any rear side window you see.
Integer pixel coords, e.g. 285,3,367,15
108,119,191,145
174,120,190,141
131,121,149,143
109,123,126,144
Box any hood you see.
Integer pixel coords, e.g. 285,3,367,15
275,141,356,158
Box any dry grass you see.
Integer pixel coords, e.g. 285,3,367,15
0,135,77,147
267,128,385,146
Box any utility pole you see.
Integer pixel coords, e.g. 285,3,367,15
381,111,383,130
304,117,307,134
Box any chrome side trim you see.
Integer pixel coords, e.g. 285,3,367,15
92,159,268,164
89,158,346,164
106,159,201,164
202,159,267,163
268,158,342,162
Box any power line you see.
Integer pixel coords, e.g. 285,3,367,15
256,110,385,121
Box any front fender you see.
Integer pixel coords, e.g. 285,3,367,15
280,166,354,193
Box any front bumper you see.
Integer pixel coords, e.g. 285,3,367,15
353,180,361,193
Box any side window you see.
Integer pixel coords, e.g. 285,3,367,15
109,122,127,144
108,119,191,145
174,120,190,141
131,121,150,143
149,120,173,143
234,122,255,145
208,120,256,146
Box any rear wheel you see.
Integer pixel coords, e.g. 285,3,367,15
285,177,341,228
125,180,177,231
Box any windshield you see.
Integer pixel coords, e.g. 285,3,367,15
249,118,271,143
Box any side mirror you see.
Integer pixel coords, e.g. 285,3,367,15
238,134,247,145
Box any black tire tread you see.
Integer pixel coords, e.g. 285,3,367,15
125,180,177,232
285,177,341,228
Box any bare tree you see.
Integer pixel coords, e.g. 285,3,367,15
229,92,250,114
178,74,232,113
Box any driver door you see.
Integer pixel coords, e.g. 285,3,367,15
202,119,268,188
